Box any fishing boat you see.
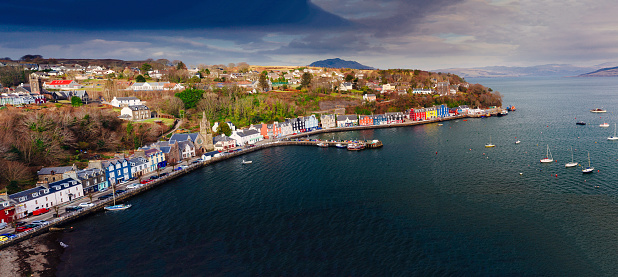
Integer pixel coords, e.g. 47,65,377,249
497,110,508,117
104,184,131,211
590,108,606,113
347,143,365,151
507,105,516,111
565,147,578,168
582,151,594,173
317,142,329,147
608,123,618,140
600,122,610,128
335,143,346,148
485,136,495,148
540,145,554,163
576,121,586,125
242,159,252,164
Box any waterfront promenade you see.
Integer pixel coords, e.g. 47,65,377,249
0,114,468,249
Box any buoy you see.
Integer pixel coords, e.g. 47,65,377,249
555,174,558,177
469,149,472,151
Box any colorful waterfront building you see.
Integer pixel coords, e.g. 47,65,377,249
359,115,374,126
320,114,337,129
0,193,15,224
437,104,449,118
100,158,132,185
337,115,358,127
304,115,319,131
385,112,405,124
10,178,83,219
425,107,438,119
63,168,109,194
373,114,388,125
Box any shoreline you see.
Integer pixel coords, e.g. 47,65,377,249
0,232,64,277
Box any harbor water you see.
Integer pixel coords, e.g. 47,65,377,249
56,77,618,276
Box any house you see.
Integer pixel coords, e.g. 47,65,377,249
37,165,78,184
178,140,196,159
382,84,395,93
143,149,165,172
437,104,449,118
337,115,358,127
147,141,181,165
320,114,336,129
412,88,435,94
10,178,84,219
286,118,306,133
120,105,151,120
44,80,82,90
110,96,142,107
163,83,185,91
363,94,376,102
0,193,15,224
411,108,427,121
425,107,437,119
279,122,293,137
339,82,353,91
359,115,374,126
434,81,450,95
373,114,388,125
304,115,319,131
70,90,90,103
63,168,108,194
90,159,132,185
385,112,405,123
127,82,170,91
230,128,262,146
213,135,237,151
129,157,148,178
212,121,236,133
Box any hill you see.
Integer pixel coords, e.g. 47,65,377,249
578,66,618,77
309,58,374,70
435,64,597,78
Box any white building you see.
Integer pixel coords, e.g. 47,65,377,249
412,88,435,94
9,178,83,219
110,96,142,107
230,128,262,146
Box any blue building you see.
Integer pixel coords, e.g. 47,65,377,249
372,114,387,125
101,159,132,185
437,104,449,118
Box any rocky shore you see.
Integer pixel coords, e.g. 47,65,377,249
0,232,64,276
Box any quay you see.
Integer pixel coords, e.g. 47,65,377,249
0,113,484,249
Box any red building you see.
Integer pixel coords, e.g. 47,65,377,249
0,195,15,224
412,108,427,121
359,115,374,126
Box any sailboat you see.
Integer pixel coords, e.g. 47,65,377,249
540,145,554,163
104,183,132,211
582,151,594,173
565,147,578,167
242,159,252,164
608,123,618,140
485,136,495,148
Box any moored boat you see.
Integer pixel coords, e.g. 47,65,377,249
104,204,132,211
576,121,586,125
565,147,578,168
582,151,594,173
507,105,516,111
317,142,329,147
590,108,606,113
540,145,554,163
497,110,508,117
347,143,365,151
600,122,610,128
242,159,252,164
609,123,618,140
335,143,347,148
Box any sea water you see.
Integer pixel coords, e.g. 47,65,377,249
56,77,618,276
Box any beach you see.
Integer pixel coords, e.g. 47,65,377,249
0,232,64,277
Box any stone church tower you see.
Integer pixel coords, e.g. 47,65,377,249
29,73,42,93
195,111,214,152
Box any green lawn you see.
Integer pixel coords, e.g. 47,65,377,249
140,117,176,127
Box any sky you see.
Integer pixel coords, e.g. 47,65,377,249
2,0,618,70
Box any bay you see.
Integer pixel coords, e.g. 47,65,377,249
56,77,618,276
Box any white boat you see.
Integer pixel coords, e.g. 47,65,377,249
485,136,495,148
335,143,346,148
104,204,132,211
608,123,618,140
242,160,252,164
600,122,610,128
515,140,521,144
565,147,578,168
104,184,131,211
591,108,606,113
540,145,554,163
317,142,329,147
582,151,594,173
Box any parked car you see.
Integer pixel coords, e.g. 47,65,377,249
150,175,159,180
32,208,50,216
115,190,126,194
31,220,49,226
140,180,151,184
0,233,17,241
15,221,27,227
16,226,33,233
98,194,112,200
191,160,200,164
65,206,83,212
0,222,8,229
78,202,94,208
127,183,141,189
159,172,169,177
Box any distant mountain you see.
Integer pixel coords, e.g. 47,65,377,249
309,58,374,70
434,64,599,78
578,66,618,77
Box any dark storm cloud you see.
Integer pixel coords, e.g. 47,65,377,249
0,0,349,30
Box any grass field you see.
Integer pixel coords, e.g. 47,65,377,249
140,117,175,127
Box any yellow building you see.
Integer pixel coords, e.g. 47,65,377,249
426,106,438,119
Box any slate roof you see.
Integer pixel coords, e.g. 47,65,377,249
9,178,81,203
38,166,75,175
169,133,198,142
336,115,358,121
214,135,234,143
127,105,149,111
75,168,103,180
